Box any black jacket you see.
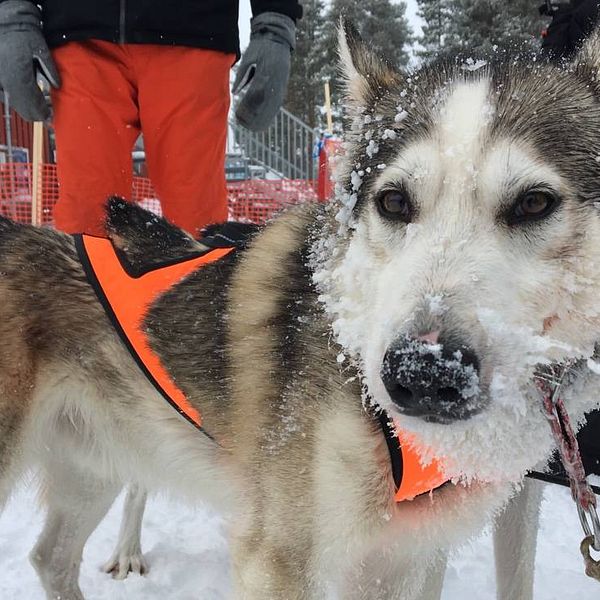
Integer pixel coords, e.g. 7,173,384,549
541,0,599,59
34,0,303,55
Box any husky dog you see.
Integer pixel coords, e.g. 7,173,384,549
2,22,600,600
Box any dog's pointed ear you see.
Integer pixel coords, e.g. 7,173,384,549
575,28,600,84
338,18,402,108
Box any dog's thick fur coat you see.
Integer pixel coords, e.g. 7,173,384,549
2,23,600,600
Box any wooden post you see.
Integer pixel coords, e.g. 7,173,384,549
31,121,44,226
324,81,333,134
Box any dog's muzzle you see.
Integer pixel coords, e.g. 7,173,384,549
380,335,482,423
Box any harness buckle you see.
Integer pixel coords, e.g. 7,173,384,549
577,502,600,552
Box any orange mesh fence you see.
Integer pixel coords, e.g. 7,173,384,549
0,163,318,227
0,163,57,225
227,179,318,222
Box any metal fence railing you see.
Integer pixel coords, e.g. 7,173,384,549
229,107,319,181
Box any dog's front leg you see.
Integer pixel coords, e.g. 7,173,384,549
493,478,542,600
231,534,322,600
340,548,447,600
102,483,148,579
417,552,448,600
415,553,447,600
30,459,120,600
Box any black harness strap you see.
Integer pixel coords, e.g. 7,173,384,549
377,411,403,490
378,411,596,497
526,470,600,495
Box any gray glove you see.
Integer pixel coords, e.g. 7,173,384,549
233,12,295,132
0,0,60,122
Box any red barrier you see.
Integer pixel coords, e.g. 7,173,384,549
0,163,318,226
317,136,342,202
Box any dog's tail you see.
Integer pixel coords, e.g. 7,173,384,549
105,196,199,247
105,196,261,254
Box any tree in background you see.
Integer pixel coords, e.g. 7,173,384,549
284,0,546,127
285,0,327,130
362,0,413,67
318,0,413,122
417,0,547,59
449,0,546,52
416,0,453,57
321,0,413,73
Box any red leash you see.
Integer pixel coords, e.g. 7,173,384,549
536,365,600,579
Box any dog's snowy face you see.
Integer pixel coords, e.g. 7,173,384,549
313,26,600,483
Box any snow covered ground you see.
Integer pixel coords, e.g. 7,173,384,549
0,481,597,599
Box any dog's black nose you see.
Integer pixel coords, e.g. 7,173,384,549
380,335,481,423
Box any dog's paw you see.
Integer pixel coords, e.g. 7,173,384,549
101,550,148,580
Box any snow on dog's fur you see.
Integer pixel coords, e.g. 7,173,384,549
313,23,600,485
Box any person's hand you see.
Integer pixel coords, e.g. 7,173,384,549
232,12,296,132
0,0,60,122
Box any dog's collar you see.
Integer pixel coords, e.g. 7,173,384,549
377,411,449,502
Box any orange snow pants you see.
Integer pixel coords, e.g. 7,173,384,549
51,41,234,236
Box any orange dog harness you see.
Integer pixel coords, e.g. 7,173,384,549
74,233,448,502
378,414,449,501
75,234,234,434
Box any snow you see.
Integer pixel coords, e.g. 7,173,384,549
461,58,488,72
350,170,363,192
395,110,409,123
366,140,380,158
587,358,600,376
0,483,597,599
444,483,600,600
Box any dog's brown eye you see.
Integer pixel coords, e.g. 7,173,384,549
377,190,413,222
508,191,559,225
518,192,550,216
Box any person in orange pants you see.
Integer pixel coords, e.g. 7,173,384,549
51,42,233,236
0,0,302,236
